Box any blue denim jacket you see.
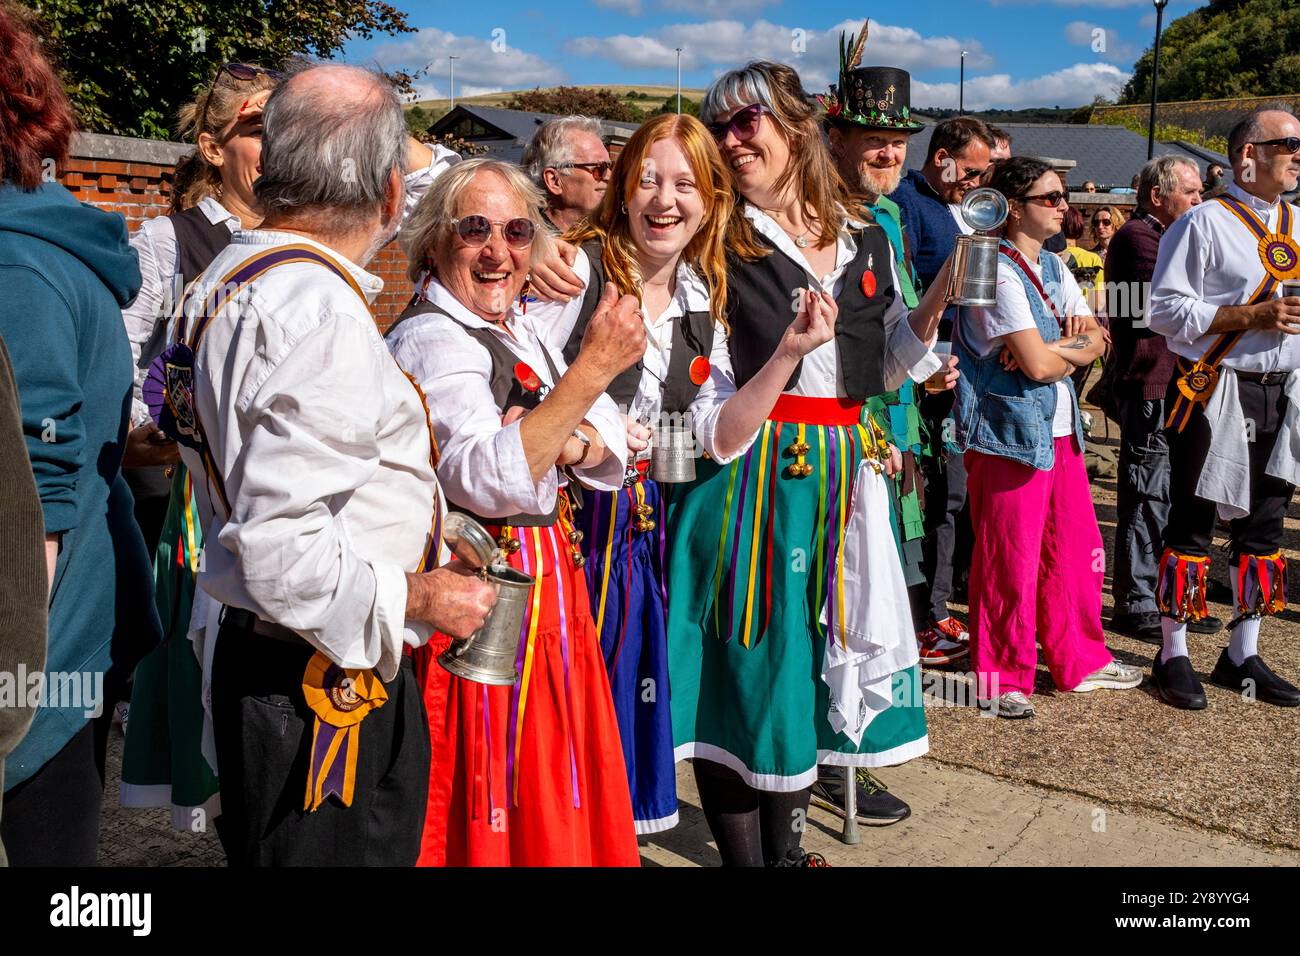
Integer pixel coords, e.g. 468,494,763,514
952,245,1085,471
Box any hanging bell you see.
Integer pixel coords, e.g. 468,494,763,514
568,528,584,546
496,533,521,554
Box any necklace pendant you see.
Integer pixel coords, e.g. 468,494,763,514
795,234,810,248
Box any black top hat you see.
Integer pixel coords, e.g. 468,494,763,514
820,24,923,132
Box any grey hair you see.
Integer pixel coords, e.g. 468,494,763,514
401,157,555,283
522,115,606,186
1227,107,1298,158
1138,155,1199,208
253,62,406,231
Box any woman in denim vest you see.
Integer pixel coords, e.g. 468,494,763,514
952,158,1143,718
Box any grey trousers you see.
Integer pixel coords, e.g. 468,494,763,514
1112,395,1171,616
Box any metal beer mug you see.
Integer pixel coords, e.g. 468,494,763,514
650,424,696,483
945,187,1009,308
437,512,534,686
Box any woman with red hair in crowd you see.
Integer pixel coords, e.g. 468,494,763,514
0,1,161,865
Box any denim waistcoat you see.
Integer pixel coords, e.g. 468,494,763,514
952,245,1085,471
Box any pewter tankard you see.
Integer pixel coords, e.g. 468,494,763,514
945,187,1009,308
650,424,696,483
437,512,534,686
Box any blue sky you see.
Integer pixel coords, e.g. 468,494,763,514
345,0,1203,111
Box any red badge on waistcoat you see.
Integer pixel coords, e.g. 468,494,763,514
860,271,877,299
689,355,711,386
514,362,541,392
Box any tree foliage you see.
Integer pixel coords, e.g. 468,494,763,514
504,86,645,122
1120,0,1300,103
655,95,699,117
24,0,414,139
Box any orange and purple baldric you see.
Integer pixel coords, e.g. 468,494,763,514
1166,196,1300,433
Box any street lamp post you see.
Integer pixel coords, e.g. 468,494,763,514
449,54,461,110
675,47,683,115
960,50,966,114
1147,0,1169,160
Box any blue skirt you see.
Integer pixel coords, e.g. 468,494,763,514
577,477,677,833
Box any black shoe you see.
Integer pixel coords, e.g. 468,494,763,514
811,768,912,826
1110,611,1163,644
1150,650,1207,710
1187,615,1224,635
1209,649,1300,707
770,848,831,867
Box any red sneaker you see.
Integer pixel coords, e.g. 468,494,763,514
932,616,970,644
917,626,969,665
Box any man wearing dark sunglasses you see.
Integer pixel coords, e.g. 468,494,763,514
523,115,612,233
1145,108,1300,711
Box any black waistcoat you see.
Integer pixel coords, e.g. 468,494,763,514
559,241,716,416
390,300,560,526
169,205,234,288
725,225,892,401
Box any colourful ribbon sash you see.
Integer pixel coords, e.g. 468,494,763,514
302,657,389,811
1165,197,1296,433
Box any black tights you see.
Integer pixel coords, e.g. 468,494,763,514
692,759,810,867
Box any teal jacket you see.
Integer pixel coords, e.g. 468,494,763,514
0,183,160,788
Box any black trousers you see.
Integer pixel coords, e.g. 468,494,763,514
211,620,430,866
1162,375,1296,562
124,465,173,560
915,390,969,623
1113,396,1172,616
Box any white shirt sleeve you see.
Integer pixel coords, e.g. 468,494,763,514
1148,212,1220,347
966,262,1038,357
389,319,559,518
121,216,177,427
882,249,943,389
688,321,755,464
212,314,411,677
401,144,462,233
528,250,592,356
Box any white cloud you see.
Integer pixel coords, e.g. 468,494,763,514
371,26,565,90
913,62,1131,111
593,0,643,14
661,0,777,13
566,17,992,93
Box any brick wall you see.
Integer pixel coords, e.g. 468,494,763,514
60,132,410,330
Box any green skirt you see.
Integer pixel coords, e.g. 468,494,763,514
666,417,928,792
119,466,221,830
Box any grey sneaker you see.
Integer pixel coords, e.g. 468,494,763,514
984,691,1035,719
1072,660,1143,692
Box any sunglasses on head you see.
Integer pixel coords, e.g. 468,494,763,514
1020,190,1068,208
556,161,613,181
1252,136,1300,154
706,103,771,142
448,215,536,249
216,62,281,84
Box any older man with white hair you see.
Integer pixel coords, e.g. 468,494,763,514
522,115,611,232
172,62,497,865
1147,108,1300,711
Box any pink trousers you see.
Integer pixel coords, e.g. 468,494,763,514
965,437,1114,697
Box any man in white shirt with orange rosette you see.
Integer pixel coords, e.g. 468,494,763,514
1147,109,1300,711
172,62,496,865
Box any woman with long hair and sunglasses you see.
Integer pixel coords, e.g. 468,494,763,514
952,157,1142,719
1090,204,1126,258
389,158,647,866
666,61,955,867
119,60,462,830
533,113,835,835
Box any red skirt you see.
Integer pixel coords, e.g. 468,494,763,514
414,520,640,866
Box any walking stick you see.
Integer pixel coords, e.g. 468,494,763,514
842,765,860,844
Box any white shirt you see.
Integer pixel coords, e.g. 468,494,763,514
122,145,462,426
966,253,1089,438
742,205,941,397
949,203,976,236
529,250,753,464
182,231,440,682
387,277,629,520
1148,183,1300,373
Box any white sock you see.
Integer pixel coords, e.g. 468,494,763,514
1228,571,1261,665
1227,618,1260,666
1160,617,1188,663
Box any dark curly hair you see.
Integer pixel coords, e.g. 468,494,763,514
988,156,1053,202
0,2,76,190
